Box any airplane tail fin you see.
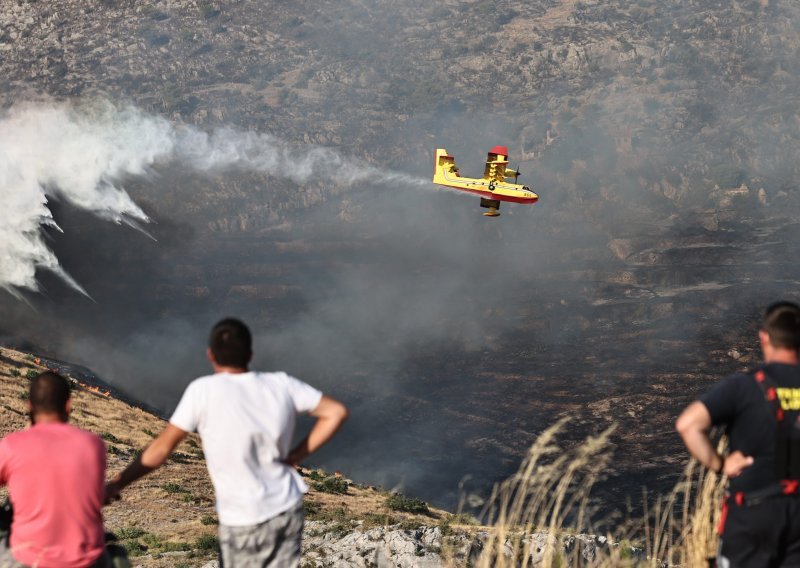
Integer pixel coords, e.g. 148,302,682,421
433,148,457,184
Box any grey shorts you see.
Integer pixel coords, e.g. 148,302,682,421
218,501,304,568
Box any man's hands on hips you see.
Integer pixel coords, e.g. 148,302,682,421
676,401,754,477
285,395,348,468
723,450,754,478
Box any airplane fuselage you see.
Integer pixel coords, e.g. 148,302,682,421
432,148,539,215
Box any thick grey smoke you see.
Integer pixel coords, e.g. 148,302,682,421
0,99,426,296
0,101,169,295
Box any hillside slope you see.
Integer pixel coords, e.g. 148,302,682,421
0,347,463,567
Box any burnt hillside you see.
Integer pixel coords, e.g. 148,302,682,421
2,0,800,509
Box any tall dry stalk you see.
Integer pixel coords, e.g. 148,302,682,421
465,423,727,568
474,419,616,568
673,439,727,566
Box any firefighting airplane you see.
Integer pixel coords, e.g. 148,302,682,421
432,146,539,216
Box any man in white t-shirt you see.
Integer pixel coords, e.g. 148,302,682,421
106,318,349,567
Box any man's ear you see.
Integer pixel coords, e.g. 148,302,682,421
206,347,215,365
65,399,72,415
759,329,771,347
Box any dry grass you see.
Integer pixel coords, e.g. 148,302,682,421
466,419,727,567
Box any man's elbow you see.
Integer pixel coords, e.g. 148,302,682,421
675,414,706,440
675,405,706,439
335,402,350,423
675,414,689,437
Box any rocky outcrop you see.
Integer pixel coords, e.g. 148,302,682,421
300,523,634,567
196,524,637,568
303,523,459,568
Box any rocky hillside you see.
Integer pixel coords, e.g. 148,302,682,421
3,0,800,516
2,0,800,229
0,347,480,567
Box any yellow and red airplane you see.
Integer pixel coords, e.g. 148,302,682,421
433,146,539,216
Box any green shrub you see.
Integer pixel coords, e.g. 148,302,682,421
303,501,321,517
18,392,28,401
327,521,352,538
195,534,218,551
161,483,189,494
161,541,191,552
116,527,146,539
200,515,218,525
385,493,429,514
362,512,399,528
306,470,326,482
141,533,162,548
123,540,146,556
9,368,20,377
311,476,349,495
25,369,38,379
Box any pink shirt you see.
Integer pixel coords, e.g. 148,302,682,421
0,423,106,568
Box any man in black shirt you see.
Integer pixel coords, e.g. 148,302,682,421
677,301,800,567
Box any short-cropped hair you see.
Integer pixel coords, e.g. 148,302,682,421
30,371,71,415
209,318,252,368
763,301,800,351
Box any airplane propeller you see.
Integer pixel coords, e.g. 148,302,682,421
513,165,521,184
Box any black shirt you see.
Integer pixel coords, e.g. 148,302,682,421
700,363,800,492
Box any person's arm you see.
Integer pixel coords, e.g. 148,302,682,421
285,395,349,466
676,401,752,477
105,424,188,502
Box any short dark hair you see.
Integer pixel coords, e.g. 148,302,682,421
30,371,71,415
209,318,252,368
763,301,800,350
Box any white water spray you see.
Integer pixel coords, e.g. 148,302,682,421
0,99,427,296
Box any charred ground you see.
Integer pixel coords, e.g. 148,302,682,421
2,0,800,512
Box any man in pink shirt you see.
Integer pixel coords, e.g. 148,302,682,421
0,371,108,568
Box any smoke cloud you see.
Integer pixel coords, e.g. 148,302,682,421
0,99,426,296
0,101,170,295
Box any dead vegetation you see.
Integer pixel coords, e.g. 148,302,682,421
470,419,726,567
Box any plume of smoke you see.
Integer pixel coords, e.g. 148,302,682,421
0,99,427,296
176,127,428,187
0,100,174,296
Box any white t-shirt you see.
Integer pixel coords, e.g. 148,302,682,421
169,371,323,526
